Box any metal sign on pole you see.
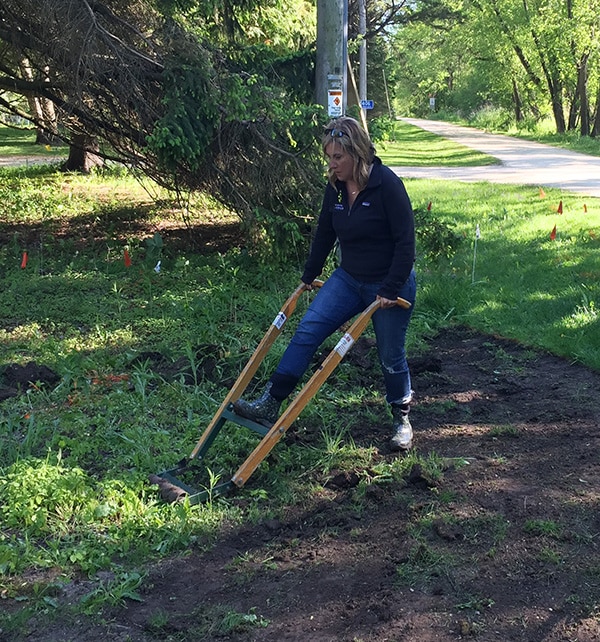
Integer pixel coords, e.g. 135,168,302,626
328,74,344,117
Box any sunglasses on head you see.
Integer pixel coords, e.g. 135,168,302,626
326,128,346,137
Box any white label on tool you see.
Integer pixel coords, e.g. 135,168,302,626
335,333,354,357
272,312,287,329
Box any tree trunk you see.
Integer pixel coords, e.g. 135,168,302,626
547,75,566,133
512,78,523,122
567,93,579,131
591,86,600,137
18,58,60,144
526,14,566,134
38,88,62,145
19,60,45,130
63,133,104,173
577,54,590,137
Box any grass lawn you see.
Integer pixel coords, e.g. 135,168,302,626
376,120,500,167
0,124,67,157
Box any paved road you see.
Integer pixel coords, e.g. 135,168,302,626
393,118,600,198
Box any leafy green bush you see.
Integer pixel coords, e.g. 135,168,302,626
468,105,513,132
369,115,398,142
0,457,92,536
414,207,463,262
146,57,221,172
145,42,326,256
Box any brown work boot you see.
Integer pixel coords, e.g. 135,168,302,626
233,383,281,428
390,405,413,451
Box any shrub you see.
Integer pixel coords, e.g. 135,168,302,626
0,458,93,536
414,207,463,262
468,105,513,132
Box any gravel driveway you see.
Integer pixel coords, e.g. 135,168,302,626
394,118,600,198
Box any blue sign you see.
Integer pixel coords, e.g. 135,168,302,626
360,100,374,110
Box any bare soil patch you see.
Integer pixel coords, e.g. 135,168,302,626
0,203,244,256
11,326,600,641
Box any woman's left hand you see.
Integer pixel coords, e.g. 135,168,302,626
376,295,398,309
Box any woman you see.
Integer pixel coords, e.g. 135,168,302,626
234,116,417,451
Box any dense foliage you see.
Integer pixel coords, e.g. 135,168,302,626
390,0,600,136
0,0,324,242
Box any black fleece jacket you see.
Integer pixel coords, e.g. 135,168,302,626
301,157,415,300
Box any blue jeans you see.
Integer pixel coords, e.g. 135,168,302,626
270,267,416,405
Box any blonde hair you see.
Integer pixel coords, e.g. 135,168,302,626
322,116,376,189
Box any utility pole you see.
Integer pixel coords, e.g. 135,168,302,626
315,0,348,118
358,0,367,122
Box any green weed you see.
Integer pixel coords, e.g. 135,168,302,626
523,519,563,539
456,595,495,611
488,424,520,438
396,541,457,588
417,399,459,415
145,609,171,634
537,547,562,565
78,571,145,615
460,513,510,552
187,604,270,637
218,608,270,633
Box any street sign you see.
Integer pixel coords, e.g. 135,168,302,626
360,99,374,110
327,74,344,117
328,90,343,117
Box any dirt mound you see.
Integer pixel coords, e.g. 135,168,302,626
0,362,60,401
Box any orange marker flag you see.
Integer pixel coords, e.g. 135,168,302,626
583,204,587,213
550,225,557,240
557,200,563,214
539,187,546,199
427,201,432,211
20,251,28,269
124,249,132,267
